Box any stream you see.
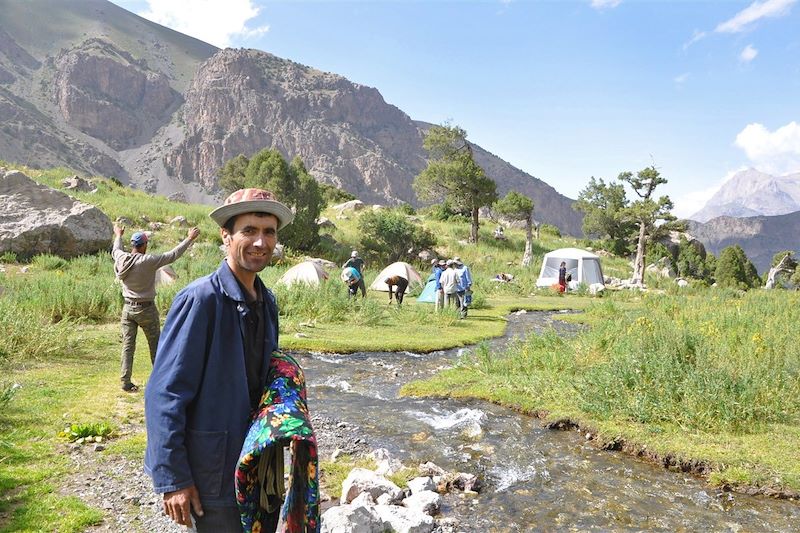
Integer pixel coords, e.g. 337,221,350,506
296,311,800,532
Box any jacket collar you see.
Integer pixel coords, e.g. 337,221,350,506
217,260,265,304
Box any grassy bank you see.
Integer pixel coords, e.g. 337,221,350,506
402,289,800,494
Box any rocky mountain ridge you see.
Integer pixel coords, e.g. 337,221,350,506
687,210,800,274
690,168,800,222
0,0,585,233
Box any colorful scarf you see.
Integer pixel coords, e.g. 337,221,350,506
236,351,320,532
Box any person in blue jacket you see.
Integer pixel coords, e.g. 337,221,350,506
144,188,294,532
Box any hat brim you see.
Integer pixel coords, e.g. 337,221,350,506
209,199,294,230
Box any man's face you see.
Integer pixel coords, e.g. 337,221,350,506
222,213,279,276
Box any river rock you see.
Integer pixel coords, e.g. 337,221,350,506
374,504,434,533
407,476,436,495
320,503,385,533
316,217,336,229
419,462,446,477
402,490,441,516
450,472,481,493
371,448,403,475
341,468,403,504
0,170,112,260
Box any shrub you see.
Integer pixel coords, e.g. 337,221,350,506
0,252,17,263
358,210,436,263
59,421,115,443
539,223,561,238
0,298,72,364
715,245,760,290
0,382,20,409
32,253,68,271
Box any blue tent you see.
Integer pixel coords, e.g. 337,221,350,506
417,273,438,303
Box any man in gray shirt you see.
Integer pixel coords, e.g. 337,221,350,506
112,224,199,391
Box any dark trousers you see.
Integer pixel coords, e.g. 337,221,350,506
193,506,279,532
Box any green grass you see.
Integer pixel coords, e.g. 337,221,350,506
402,289,800,492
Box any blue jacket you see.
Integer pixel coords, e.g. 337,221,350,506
144,261,278,507
433,266,443,290
456,265,472,291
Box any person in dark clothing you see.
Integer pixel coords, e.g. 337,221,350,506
342,250,366,298
145,188,296,532
558,261,567,293
385,275,409,305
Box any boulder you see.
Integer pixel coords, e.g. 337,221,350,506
320,503,385,533
658,230,707,260
316,217,336,229
402,490,441,516
333,200,365,212
417,249,435,262
167,191,187,203
374,504,435,533
341,468,403,504
646,256,676,278
169,215,188,227
62,175,96,192
0,170,112,260
407,477,436,495
272,243,285,261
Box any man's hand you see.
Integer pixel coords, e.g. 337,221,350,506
187,227,200,241
113,224,124,237
163,485,203,526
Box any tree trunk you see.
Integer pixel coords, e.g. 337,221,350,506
631,221,646,285
522,217,533,267
765,252,793,289
470,206,479,243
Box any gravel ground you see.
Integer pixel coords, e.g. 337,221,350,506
61,414,370,532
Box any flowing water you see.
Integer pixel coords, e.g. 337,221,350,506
297,311,800,532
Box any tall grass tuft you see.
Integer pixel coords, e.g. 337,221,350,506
0,298,73,364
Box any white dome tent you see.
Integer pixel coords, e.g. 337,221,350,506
536,248,605,290
369,261,424,293
277,261,329,287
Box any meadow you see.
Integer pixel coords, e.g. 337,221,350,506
1,165,797,531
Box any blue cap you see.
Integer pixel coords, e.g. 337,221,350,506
130,232,148,246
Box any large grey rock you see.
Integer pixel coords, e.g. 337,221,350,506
320,503,385,533
407,477,436,495
0,170,112,260
374,504,435,533
402,490,441,516
62,175,96,192
333,200,366,212
341,468,403,504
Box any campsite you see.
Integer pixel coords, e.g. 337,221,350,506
1,166,800,532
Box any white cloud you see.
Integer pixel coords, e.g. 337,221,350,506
138,0,267,48
715,0,796,34
735,121,800,175
590,0,621,10
673,72,690,85
682,29,707,51
740,44,759,62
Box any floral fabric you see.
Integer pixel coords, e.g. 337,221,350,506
236,351,320,532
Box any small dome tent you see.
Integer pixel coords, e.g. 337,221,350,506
370,262,424,293
277,261,329,287
536,248,605,289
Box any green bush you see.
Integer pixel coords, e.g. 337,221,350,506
358,210,436,263
59,421,115,443
31,254,68,271
0,297,73,364
0,251,17,263
715,245,760,290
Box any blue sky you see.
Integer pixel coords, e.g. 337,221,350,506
110,0,800,218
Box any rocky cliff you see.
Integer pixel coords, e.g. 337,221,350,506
0,0,583,235
687,211,800,274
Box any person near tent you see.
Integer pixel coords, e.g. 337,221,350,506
433,259,446,311
112,223,200,392
342,250,366,298
439,260,463,312
384,274,409,305
341,266,362,298
144,188,319,531
558,261,568,293
454,257,472,318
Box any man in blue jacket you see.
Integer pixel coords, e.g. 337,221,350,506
144,188,294,532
